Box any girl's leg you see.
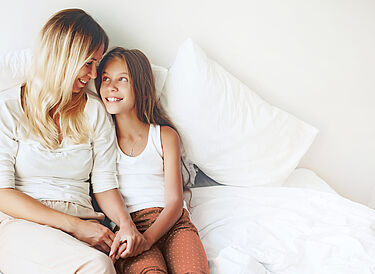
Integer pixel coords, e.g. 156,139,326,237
115,245,167,274
0,218,115,274
161,209,209,274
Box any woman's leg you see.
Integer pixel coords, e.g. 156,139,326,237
114,245,167,274
160,209,209,274
0,218,115,274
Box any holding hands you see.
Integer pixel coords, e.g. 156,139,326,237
109,222,152,262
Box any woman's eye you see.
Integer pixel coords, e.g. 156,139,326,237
102,76,109,82
120,77,128,82
86,61,93,66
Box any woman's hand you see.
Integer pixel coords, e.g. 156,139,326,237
109,222,150,262
71,219,115,253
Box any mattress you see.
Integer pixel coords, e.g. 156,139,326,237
186,168,375,274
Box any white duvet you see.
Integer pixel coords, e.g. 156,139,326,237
188,186,375,274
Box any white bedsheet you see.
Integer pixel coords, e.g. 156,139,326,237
188,185,375,273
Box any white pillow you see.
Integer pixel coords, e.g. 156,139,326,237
0,49,168,97
161,38,318,187
0,48,32,92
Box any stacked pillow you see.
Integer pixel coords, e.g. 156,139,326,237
161,38,318,187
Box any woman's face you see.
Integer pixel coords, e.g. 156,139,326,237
72,44,105,93
100,58,135,115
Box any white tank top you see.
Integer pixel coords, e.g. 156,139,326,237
117,124,166,213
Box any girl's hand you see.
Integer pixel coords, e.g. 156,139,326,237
71,219,115,253
109,223,149,262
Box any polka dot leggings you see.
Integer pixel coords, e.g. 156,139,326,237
114,207,209,274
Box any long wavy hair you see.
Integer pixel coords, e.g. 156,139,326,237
22,8,109,149
95,47,192,188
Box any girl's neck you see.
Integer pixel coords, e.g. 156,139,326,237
115,111,149,139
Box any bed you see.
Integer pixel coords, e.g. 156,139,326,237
2,39,375,274
161,39,375,273
187,168,375,274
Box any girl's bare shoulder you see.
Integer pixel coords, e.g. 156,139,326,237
160,125,180,150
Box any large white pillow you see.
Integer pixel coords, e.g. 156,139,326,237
161,38,318,187
0,48,168,98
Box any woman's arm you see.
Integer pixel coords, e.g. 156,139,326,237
0,188,115,252
142,126,184,247
0,99,115,252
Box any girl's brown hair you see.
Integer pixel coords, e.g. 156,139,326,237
96,47,192,191
96,47,172,127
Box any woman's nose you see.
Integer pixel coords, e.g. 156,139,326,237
88,64,97,79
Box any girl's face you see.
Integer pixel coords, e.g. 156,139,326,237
100,58,135,115
72,44,104,93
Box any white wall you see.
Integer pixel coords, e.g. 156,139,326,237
1,0,374,206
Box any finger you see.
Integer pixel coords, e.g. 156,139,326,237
109,234,121,257
133,244,143,257
100,243,110,253
103,237,113,250
119,237,134,258
109,233,115,242
117,242,128,259
134,237,143,256
126,237,134,254
131,237,139,255
105,228,115,239
95,243,110,253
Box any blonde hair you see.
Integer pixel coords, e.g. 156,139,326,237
22,8,108,149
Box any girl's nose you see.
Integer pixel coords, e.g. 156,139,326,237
109,82,118,91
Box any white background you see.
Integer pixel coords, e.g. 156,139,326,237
1,0,374,206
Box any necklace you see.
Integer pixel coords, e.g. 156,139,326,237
118,124,149,157
123,135,142,157
129,140,138,157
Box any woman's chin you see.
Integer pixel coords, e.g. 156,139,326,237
72,86,83,93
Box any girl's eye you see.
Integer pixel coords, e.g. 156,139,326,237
102,76,109,82
120,77,128,82
86,61,93,66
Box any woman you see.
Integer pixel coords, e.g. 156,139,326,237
0,9,144,273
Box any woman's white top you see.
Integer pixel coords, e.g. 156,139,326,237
0,86,118,209
117,124,167,213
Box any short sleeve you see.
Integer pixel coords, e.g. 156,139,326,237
0,104,18,189
88,96,118,193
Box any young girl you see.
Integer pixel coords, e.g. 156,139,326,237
95,47,209,273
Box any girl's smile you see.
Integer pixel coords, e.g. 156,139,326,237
100,57,134,114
